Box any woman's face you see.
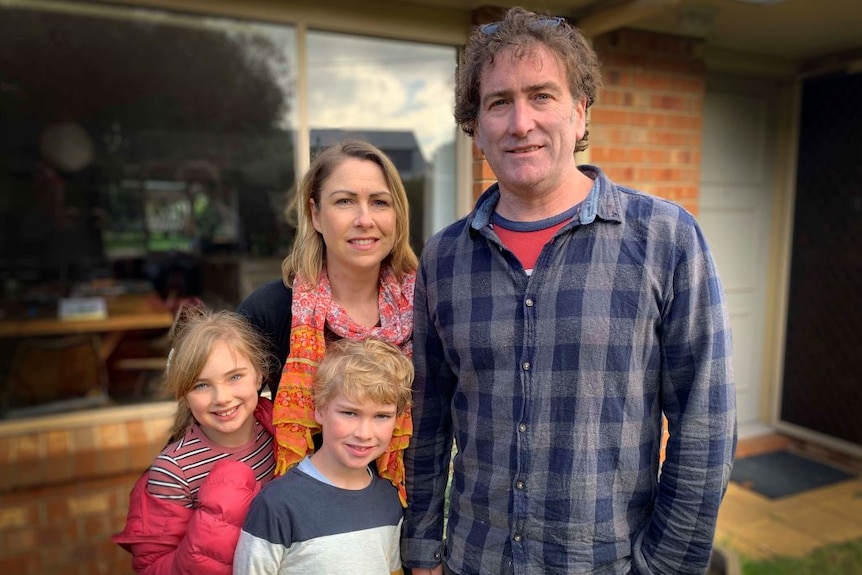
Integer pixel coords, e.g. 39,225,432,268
311,157,396,278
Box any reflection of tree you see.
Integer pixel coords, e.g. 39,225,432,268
0,7,290,133
403,178,425,256
0,5,297,264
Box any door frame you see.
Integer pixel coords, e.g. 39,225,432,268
771,63,862,459
700,51,799,442
699,71,780,438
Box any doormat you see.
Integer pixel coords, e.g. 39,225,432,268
730,450,856,499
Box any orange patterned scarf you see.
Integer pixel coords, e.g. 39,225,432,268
272,267,415,506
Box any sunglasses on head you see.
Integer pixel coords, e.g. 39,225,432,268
479,16,565,36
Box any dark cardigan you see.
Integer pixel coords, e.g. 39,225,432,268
236,279,292,397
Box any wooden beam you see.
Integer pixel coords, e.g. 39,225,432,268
575,0,680,37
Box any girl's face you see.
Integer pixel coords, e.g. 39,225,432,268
311,157,396,279
185,339,262,448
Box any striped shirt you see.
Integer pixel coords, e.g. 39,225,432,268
403,166,736,575
148,420,276,507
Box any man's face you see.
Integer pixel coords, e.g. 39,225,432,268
474,43,586,199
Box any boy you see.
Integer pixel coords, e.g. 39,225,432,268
233,337,413,575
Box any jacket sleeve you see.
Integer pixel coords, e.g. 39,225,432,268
113,473,194,575
631,219,737,574
172,460,261,574
401,254,455,569
115,461,261,575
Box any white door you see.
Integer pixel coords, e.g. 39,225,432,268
698,73,777,437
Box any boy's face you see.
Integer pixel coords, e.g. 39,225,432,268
313,391,397,484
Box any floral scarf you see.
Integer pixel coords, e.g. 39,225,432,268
272,266,415,506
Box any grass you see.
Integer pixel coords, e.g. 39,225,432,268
740,537,862,575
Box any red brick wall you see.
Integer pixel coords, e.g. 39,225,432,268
590,29,705,214
0,472,139,574
472,28,706,216
472,148,497,203
0,414,171,574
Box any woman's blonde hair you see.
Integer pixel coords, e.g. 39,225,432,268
281,139,418,287
313,338,413,415
163,304,273,442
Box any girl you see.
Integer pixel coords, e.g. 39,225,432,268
113,306,276,575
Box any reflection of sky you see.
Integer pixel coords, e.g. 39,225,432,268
307,31,456,161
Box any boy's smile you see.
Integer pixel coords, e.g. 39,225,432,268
312,392,398,490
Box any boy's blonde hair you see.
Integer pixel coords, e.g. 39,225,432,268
313,338,413,415
164,304,273,441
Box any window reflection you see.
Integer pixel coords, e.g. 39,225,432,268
307,31,457,248
0,3,297,414
0,1,459,417
0,3,297,293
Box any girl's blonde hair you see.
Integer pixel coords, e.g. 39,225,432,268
313,338,413,415
164,304,273,442
281,139,418,287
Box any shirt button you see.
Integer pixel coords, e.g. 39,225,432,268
513,534,523,542
434,552,441,559
522,362,530,371
515,480,525,490
525,298,534,307
518,423,527,432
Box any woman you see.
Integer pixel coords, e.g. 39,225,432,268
238,139,418,504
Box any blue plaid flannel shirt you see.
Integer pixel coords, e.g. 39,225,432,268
403,166,736,575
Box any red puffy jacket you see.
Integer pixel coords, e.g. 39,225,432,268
113,398,274,575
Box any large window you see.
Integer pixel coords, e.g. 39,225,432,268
1,3,298,302
306,31,457,243
0,0,457,417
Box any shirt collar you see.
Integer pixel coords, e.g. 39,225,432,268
470,165,623,232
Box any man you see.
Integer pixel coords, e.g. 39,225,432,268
402,7,736,575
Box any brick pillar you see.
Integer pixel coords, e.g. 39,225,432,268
472,142,496,201
590,29,706,214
